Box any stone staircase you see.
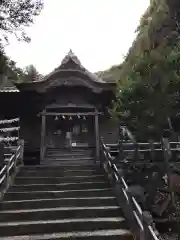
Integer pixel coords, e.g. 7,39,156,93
0,148,133,239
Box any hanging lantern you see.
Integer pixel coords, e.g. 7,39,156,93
69,116,72,120
62,115,65,119
78,115,80,119
83,116,86,120
55,116,58,121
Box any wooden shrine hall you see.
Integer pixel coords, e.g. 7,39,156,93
10,50,117,163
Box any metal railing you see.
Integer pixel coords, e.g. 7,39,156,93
100,138,160,240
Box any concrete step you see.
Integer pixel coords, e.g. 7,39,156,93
14,175,105,185
3,188,113,201
10,182,109,192
0,229,133,240
17,169,102,177
0,206,122,221
0,217,128,236
0,197,117,210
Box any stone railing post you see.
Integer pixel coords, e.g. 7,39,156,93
142,211,158,240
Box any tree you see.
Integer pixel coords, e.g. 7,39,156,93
0,0,43,80
21,64,40,82
0,0,43,44
112,0,180,140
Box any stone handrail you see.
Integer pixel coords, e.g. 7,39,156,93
0,140,24,197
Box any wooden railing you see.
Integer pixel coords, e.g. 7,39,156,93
100,137,160,240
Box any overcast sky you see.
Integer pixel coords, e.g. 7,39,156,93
5,0,149,74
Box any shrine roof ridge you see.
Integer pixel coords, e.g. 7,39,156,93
19,50,115,85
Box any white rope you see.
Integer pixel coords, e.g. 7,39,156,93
0,127,20,132
0,118,19,124
0,137,19,142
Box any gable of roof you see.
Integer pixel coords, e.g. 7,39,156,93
33,50,106,84
15,50,116,93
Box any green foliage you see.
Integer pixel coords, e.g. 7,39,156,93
113,0,180,140
96,64,122,83
0,0,43,44
0,0,44,82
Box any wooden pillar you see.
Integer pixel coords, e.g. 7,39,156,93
95,109,100,163
40,113,46,162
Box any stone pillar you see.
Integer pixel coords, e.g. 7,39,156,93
17,139,24,165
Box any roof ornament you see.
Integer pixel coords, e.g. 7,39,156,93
68,49,74,57
61,49,81,65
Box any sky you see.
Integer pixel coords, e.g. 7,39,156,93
5,0,150,75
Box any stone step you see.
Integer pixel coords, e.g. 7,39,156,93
21,164,98,171
0,150,132,240
46,149,93,155
44,157,94,161
41,161,95,166
46,154,92,158
10,182,108,192
0,206,122,221
46,152,88,157
1,197,117,210
0,217,127,237
17,169,102,177
41,163,96,167
4,188,113,201
0,229,133,240
45,150,94,157
14,175,105,184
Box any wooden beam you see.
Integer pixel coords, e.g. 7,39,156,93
95,109,100,163
0,143,4,168
46,103,96,109
43,112,103,116
40,114,46,162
